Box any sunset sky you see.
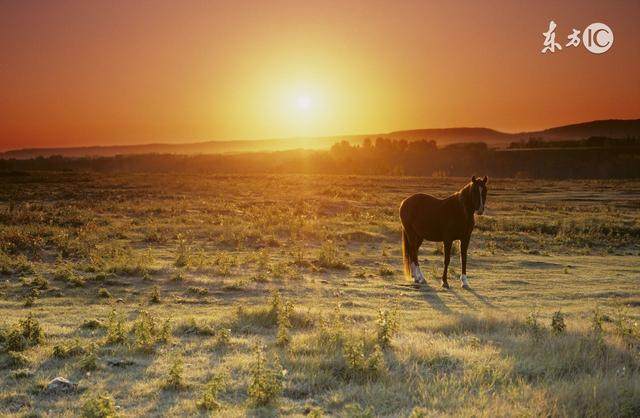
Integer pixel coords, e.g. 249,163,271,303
1,0,639,150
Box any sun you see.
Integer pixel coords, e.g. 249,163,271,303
296,95,312,110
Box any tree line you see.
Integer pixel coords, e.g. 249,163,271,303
0,137,638,179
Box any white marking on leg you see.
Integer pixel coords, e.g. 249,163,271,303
410,262,419,282
460,274,469,288
416,265,426,283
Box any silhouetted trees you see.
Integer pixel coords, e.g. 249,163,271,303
1,137,639,179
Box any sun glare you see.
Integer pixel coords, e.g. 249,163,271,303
296,95,312,110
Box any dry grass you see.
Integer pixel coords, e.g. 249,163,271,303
0,172,639,416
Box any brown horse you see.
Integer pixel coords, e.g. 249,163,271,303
400,176,488,289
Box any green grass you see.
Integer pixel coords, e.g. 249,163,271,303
0,172,638,416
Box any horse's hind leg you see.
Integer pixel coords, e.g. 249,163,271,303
411,237,426,283
441,240,452,288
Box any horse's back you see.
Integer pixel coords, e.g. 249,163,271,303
400,193,451,241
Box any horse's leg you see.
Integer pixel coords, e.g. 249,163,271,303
441,240,452,288
413,238,425,283
460,236,470,288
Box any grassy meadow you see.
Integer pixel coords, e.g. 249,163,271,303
0,172,639,417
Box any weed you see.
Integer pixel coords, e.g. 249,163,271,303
376,308,399,349
342,337,385,381
52,338,86,358
317,241,349,270
150,286,161,304
551,310,566,334
105,309,127,345
164,353,185,390
378,264,394,277
197,372,228,411
248,346,284,406
187,286,209,296
81,393,118,418
1,314,45,352
525,309,544,341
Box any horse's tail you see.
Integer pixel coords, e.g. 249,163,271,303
401,227,412,280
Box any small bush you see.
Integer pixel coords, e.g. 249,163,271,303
316,241,349,270
150,286,161,304
342,338,385,381
53,264,85,287
80,345,99,371
525,309,544,340
248,347,284,406
197,372,227,411
2,314,45,352
174,234,191,267
551,310,566,334
376,308,399,349
81,319,105,330
52,338,86,358
187,286,208,296
378,264,394,277
81,393,118,418
131,310,171,352
105,309,127,345
97,288,112,299
4,351,31,368
164,353,185,390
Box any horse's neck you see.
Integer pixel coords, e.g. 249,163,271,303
457,184,474,219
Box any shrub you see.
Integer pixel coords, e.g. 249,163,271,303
81,319,105,330
164,353,185,390
105,309,127,345
97,288,112,298
613,308,639,348
376,308,399,349
248,347,284,406
216,328,231,346
150,286,161,304
342,338,385,381
53,264,85,287
316,241,349,270
2,313,45,352
187,286,208,296
4,351,31,368
197,372,227,411
525,309,544,340
52,338,86,358
80,344,99,371
131,310,171,352
174,234,191,267
81,393,118,418
551,310,566,334
378,264,394,277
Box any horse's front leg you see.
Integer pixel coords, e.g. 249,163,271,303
441,240,452,288
460,236,470,289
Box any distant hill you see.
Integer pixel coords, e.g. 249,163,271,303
2,118,638,159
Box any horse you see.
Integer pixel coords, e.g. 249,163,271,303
400,176,488,289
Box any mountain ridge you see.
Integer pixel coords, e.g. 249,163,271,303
2,118,639,159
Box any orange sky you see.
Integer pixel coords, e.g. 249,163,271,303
1,0,639,150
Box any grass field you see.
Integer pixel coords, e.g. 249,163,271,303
0,172,639,417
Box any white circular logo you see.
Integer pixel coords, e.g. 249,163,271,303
582,22,614,54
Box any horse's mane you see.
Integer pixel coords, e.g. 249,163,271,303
455,182,474,213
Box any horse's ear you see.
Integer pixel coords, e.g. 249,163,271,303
482,176,488,184
471,175,477,183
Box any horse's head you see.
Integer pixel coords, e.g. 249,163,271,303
470,175,488,215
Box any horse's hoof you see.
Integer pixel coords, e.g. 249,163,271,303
441,281,450,289
461,284,471,290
